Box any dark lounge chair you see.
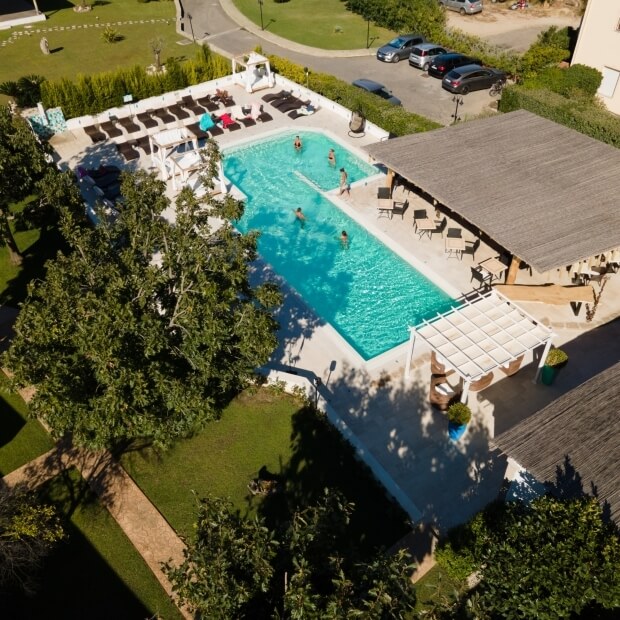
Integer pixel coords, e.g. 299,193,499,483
238,117,257,127
135,136,152,155
117,116,141,134
152,108,175,124
187,122,210,141
257,111,273,123
196,95,219,112
117,142,139,162
181,95,205,115
261,89,289,103
136,111,158,130
168,104,190,120
83,125,106,143
100,121,122,139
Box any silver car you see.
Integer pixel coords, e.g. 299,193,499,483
408,43,448,71
439,0,483,15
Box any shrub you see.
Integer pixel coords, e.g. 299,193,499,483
545,348,568,368
0,75,45,108
101,27,121,43
435,541,477,583
499,86,620,148
561,63,602,98
446,403,471,426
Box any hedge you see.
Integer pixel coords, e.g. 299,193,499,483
41,46,231,119
499,86,620,149
265,54,441,136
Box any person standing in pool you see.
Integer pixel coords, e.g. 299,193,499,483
294,135,302,151
340,230,349,248
339,168,350,197
294,207,306,228
328,148,336,166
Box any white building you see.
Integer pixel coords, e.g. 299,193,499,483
572,0,620,115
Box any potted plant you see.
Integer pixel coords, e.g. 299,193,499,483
541,348,568,386
447,402,471,441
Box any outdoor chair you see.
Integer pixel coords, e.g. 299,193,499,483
470,266,492,291
117,141,139,162
391,200,409,220
469,371,494,393
430,351,455,376
413,209,427,231
238,117,257,127
135,136,151,155
168,104,190,121
377,186,392,216
181,96,205,115
348,111,366,137
257,111,273,123
462,238,480,261
429,374,462,411
261,89,290,103
83,125,106,143
186,122,210,141
152,108,176,124
499,354,525,377
117,116,141,134
136,111,158,130
100,121,122,139
446,227,462,239
430,217,447,239
196,95,219,112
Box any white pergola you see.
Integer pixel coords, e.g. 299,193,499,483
149,127,198,180
405,290,554,403
232,52,275,93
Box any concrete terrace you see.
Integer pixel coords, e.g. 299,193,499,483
49,76,620,533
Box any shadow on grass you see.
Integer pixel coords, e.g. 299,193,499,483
0,226,65,306
0,392,26,448
0,471,153,620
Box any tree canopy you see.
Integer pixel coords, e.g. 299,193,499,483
165,489,416,619
0,105,52,264
6,142,282,449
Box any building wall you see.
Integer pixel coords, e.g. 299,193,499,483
572,0,620,115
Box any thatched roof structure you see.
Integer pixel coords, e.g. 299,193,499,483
364,110,620,274
493,362,620,526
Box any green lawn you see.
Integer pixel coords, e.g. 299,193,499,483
2,469,183,620
413,564,462,615
0,0,196,87
233,0,395,50
0,371,53,476
121,388,411,552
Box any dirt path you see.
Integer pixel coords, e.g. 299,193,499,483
447,5,580,51
3,443,191,620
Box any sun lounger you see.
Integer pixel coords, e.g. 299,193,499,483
187,122,210,141
278,99,310,113
181,95,205,115
152,108,176,124
100,121,122,139
135,136,151,155
83,125,106,143
257,111,273,123
117,116,141,134
117,142,139,162
168,104,190,120
136,111,158,130
261,89,289,103
271,95,299,109
196,95,219,112
238,117,257,127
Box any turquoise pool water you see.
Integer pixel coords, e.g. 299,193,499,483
223,131,454,360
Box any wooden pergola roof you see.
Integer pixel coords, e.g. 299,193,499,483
364,110,620,274
493,362,620,527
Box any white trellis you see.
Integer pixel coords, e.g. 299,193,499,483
232,52,275,93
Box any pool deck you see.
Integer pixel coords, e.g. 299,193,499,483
50,82,620,536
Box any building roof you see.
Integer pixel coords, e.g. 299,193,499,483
411,290,552,382
493,362,620,526
364,110,620,274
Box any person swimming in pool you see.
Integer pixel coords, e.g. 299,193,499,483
294,207,306,228
340,230,349,248
294,135,302,151
328,148,336,166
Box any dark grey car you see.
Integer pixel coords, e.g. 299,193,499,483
376,34,425,63
352,79,402,105
442,64,506,94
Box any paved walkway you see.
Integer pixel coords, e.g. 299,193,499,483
3,441,191,620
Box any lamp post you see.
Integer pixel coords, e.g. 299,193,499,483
303,66,309,89
366,18,371,49
186,12,195,43
451,95,464,124
258,0,264,31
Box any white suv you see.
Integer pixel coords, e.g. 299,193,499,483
439,0,483,15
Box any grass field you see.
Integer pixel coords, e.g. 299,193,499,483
2,469,183,620
233,0,395,50
121,388,411,552
0,0,197,87
0,371,53,476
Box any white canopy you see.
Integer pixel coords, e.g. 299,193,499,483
232,52,275,93
405,290,554,402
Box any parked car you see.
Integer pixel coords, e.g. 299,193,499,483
442,64,506,94
439,0,483,15
352,79,402,105
376,34,426,63
408,43,448,71
428,52,481,78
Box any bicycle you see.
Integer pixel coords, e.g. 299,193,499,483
489,78,506,97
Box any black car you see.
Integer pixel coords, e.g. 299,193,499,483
428,53,480,78
442,64,507,94
376,34,425,63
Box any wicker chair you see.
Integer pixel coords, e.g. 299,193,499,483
499,355,524,377
430,351,455,376
429,374,462,411
469,371,494,392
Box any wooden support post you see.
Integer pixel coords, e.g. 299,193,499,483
505,255,520,285
386,168,395,191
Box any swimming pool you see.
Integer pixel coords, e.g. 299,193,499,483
223,131,454,360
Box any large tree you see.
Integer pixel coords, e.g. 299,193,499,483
0,484,65,596
462,496,620,619
165,490,416,619
0,105,51,265
6,142,282,449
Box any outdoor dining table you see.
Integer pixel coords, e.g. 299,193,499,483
415,218,436,239
170,151,204,190
478,257,507,282
445,236,466,259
